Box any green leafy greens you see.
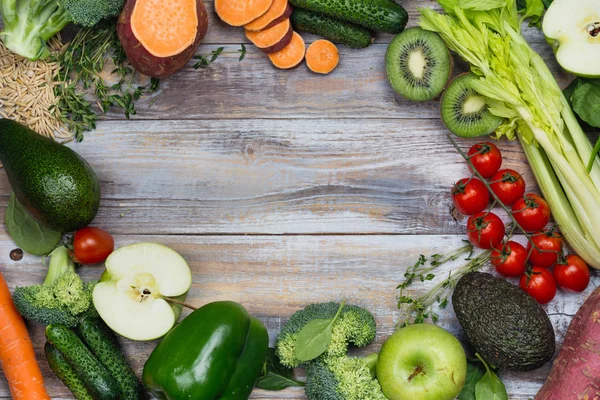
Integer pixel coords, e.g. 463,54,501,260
474,354,508,400
257,348,305,390
294,301,345,362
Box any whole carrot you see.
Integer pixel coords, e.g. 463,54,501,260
0,271,50,399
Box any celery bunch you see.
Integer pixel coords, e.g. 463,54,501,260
420,0,600,268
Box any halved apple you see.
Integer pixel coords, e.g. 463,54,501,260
92,242,192,341
543,0,600,78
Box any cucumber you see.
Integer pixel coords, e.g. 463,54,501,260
288,0,408,34
46,324,120,400
79,317,145,400
291,9,373,48
45,343,94,400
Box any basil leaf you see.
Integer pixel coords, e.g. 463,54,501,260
294,302,345,362
5,193,61,255
257,348,304,390
474,354,508,400
458,361,486,400
572,82,600,128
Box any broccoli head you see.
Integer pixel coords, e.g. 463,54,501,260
305,354,386,400
12,246,96,327
275,302,376,368
0,0,125,60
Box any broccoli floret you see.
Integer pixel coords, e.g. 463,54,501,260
12,246,95,327
275,302,376,368
305,354,386,400
0,0,125,60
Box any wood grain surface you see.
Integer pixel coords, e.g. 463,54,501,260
0,0,588,399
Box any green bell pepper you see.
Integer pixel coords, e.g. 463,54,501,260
142,301,269,400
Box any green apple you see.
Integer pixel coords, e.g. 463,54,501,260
92,243,192,341
543,0,600,78
377,324,467,400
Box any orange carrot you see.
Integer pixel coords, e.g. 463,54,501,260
245,0,293,32
305,39,339,74
268,31,306,69
215,0,273,26
0,272,50,400
246,19,293,54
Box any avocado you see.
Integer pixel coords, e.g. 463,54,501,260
452,272,555,372
0,119,100,232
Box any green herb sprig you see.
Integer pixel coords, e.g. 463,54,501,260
193,44,248,69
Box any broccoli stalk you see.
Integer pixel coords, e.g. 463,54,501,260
13,246,96,327
0,0,125,60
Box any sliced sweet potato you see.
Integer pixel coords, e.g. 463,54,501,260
245,0,293,32
245,19,293,54
215,0,273,27
117,0,208,78
305,39,339,74
268,31,305,69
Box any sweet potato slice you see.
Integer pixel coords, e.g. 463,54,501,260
245,0,293,32
215,0,273,27
305,39,339,74
268,31,305,69
246,19,293,54
131,0,199,57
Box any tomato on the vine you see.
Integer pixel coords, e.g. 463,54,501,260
451,178,490,215
490,169,525,206
466,212,505,249
554,255,590,292
491,241,527,277
527,230,563,268
467,142,502,178
520,267,557,304
511,193,551,231
73,227,115,265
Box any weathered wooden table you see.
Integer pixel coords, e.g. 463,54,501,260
0,1,595,398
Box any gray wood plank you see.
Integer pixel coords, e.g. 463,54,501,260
0,119,538,235
0,234,590,399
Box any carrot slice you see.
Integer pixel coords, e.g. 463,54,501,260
305,39,339,74
215,0,274,27
0,272,50,400
269,31,306,69
246,19,293,54
245,0,293,32
131,0,199,58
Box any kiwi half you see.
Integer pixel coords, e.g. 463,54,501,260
441,73,504,137
385,27,452,102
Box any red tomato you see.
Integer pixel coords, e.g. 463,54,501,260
511,194,551,232
73,227,115,265
520,267,557,304
467,142,502,178
466,212,505,249
527,230,563,268
554,255,590,292
490,169,525,206
451,178,490,215
491,241,528,277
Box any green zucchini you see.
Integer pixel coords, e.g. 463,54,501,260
45,343,94,400
291,9,373,48
78,317,145,400
288,0,408,34
46,324,120,400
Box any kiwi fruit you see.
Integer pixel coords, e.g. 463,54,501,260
385,27,452,102
441,73,504,137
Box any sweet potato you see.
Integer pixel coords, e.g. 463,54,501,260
216,0,273,27
117,0,208,78
536,287,600,399
245,19,293,54
245,0,293,32
305,39,339,74
268,31,305,69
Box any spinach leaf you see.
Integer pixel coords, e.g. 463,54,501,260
458,361,486,400
294,301,345,362
572,82,600,128
257,348,304,390
5,193,61,256
475,354,508,400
